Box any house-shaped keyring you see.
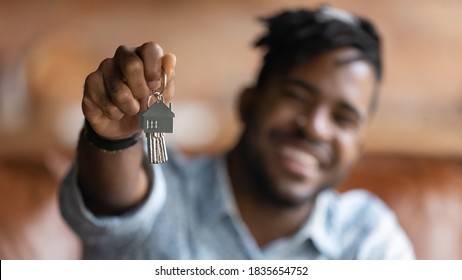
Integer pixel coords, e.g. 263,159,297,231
139,102,175,133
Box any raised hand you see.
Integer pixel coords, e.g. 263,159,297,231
82,41,176,140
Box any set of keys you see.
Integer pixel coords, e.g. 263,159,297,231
139,70,175,164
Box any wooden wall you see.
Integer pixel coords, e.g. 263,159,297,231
1,0,462,162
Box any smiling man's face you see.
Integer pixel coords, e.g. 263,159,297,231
239,47,376,207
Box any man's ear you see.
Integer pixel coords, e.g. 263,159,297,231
238,87,257,123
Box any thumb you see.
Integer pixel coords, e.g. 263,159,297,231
162,53,176,104
162,53,176,79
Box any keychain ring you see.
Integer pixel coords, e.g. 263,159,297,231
147,68,167,109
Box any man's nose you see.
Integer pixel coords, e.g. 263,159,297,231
296,108,332,142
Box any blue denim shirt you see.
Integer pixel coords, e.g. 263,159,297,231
60,151,415,259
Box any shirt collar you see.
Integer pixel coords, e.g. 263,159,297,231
296,190,342,259
199,155,342,259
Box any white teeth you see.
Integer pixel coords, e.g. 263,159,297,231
282,146,320,168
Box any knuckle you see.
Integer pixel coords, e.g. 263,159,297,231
115,45,130,57
143,41,156,50
83,72,105,102
108,88,139,116
105,105,124,120
96,92,110,108
111,89,132,104
152,42,163,55
140,41,163,57
98,58,112,70
82,95,94,108
106,105,118,115
81,96,97,116
84,71,99,89
120,106,137,117
108,80,125,94
122,57,143,76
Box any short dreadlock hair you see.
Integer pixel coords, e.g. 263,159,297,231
254,6,382,92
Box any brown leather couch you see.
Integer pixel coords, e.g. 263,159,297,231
339,153,462,259
1,153,461,259
0,157,81,259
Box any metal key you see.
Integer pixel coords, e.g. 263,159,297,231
139,70,175,164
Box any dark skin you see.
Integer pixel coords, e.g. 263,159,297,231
229,47,376,246
78,43,376,247
78,42,176,215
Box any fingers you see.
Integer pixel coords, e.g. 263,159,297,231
162,53,176,77
114,45,151,100
135,42,164,91
83,69,125,121
101,58,140,117
83,42,175,125
137,52,176,110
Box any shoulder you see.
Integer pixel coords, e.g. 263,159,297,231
335,189,390,223
319,189,392,242
326,189,414,259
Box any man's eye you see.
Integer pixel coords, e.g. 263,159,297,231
333,113,358,128
282,90,306,101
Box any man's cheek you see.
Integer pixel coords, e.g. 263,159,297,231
338,134,362,164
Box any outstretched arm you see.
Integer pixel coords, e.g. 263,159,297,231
77,42,176,215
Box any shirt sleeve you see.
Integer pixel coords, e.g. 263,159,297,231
59,162,166,252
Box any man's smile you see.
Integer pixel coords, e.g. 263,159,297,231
280,145,321,178
269,129,333,176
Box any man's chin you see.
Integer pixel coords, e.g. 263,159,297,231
261,181,323,208
252,162,325,208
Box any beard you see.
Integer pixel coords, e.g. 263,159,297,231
239,130,354,209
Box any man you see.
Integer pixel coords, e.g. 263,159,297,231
60,6,415,259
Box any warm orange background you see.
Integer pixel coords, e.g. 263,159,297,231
1,0,462,162
1,0,461,259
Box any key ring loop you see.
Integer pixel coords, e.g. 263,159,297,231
147,68,167,109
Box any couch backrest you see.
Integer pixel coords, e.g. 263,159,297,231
339,154,462,259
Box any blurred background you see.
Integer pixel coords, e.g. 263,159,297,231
0,0,461,259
